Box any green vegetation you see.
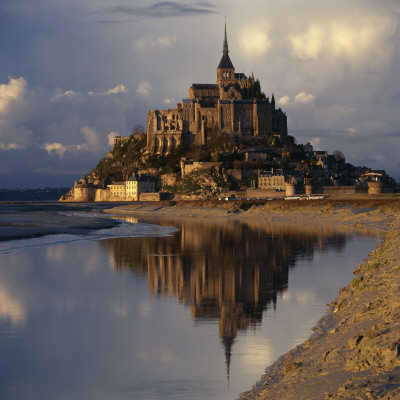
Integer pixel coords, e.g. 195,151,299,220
164,166,229,196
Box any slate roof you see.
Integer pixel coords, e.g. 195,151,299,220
191,84,219,90
217,54,234,69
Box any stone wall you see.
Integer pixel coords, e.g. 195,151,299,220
139,192,164,201
311,186,368,195
245,188,284,199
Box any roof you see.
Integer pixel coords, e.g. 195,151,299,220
108,182,125,186
191,84,219,90
217,54,234,69
233,100,252,104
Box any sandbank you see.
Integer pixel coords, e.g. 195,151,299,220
0,210,119,241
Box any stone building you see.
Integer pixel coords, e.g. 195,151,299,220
125,174,155,201
147,23,288,155
107,174,155,201
108,182,126,198
258,169,286,191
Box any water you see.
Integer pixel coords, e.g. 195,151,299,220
0,204,382,400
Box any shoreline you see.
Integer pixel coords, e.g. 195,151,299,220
105,201,400,399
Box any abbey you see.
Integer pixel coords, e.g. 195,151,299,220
146,24,288,154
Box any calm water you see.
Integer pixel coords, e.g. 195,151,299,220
0,205,382,400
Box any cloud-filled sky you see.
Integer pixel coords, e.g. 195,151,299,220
1,0,399,188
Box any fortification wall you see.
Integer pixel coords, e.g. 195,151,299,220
310,186,368,195
139,192,162,201
94,189,111,202
245,189,284,199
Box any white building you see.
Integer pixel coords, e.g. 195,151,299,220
126,174,156,201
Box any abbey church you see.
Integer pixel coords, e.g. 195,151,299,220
146,24,288,154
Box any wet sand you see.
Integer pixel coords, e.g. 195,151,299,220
0,210,119,241
105,201,400,399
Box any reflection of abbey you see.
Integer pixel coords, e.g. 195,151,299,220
146,24,287,155
101,218,349,381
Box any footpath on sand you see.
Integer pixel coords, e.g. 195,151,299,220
106,201,400,399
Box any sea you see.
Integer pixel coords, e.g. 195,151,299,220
0,202,383,400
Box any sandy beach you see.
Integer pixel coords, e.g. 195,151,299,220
104,200,400,399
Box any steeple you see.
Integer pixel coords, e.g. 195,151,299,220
217,20,234,70
217,20,235,87
223,21,229,57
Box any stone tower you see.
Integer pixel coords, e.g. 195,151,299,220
216,22,236,87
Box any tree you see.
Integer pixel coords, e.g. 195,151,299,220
132,125,145,135
333,150,345,163
333,150,345,171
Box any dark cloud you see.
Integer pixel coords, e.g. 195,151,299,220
95,1,217,20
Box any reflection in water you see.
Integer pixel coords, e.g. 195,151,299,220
101,217,353,378
0,215,382,400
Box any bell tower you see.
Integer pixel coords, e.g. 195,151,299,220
217,21,236,88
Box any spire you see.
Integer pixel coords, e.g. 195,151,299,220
223,19,229,56
217,19,234,70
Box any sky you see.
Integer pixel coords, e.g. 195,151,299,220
1,0,400,188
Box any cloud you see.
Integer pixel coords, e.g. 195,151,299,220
238,24,271,57
44,126,106,157
278,95,291,107
0,76,27,114
107,131,119,146
288,25,324,60
136,80,153,96
96,2,217,20
0,77,34,149
0,143,18,150
43,142,68,157
53,84,127,101
80,126,102,151
288,12,397,69
88,84,127,96
277,92,315,106
163,98,174,104
294,92,315,104
134,35,177,51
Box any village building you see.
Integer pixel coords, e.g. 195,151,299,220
125,174,155,201
258,169,286,191
108,174,155,201
146,23,288,155
108,182,126,198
